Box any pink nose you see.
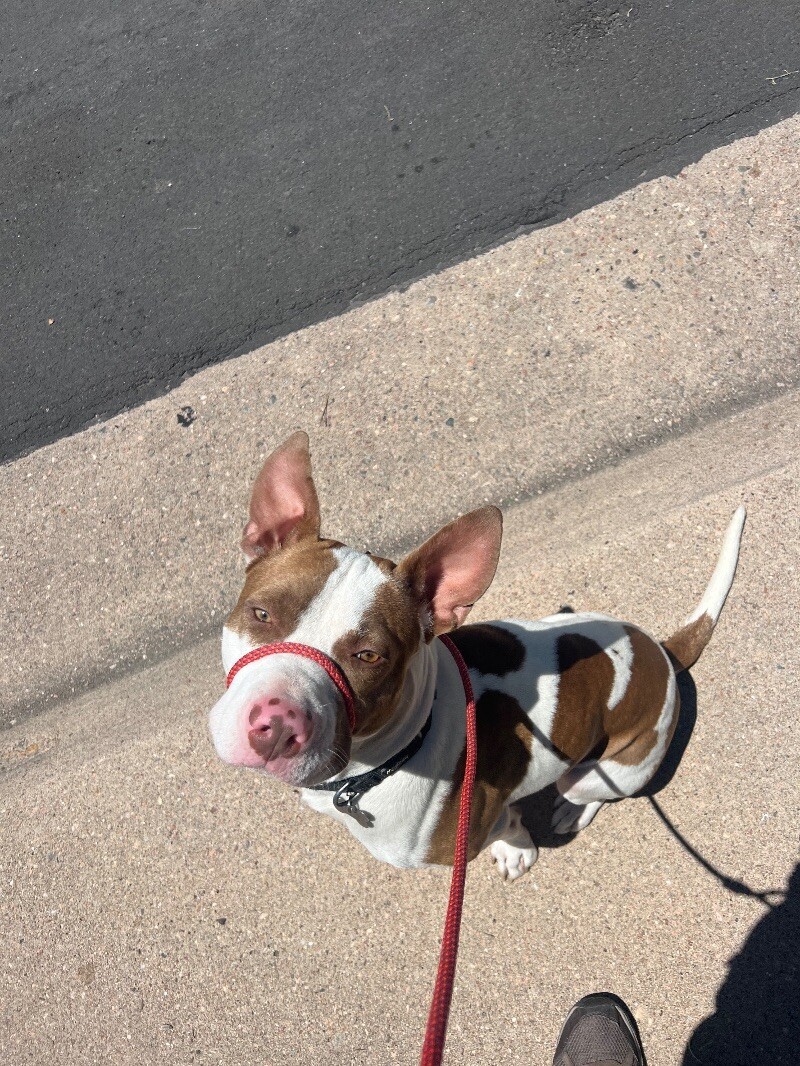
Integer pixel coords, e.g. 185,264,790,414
247,697,313,763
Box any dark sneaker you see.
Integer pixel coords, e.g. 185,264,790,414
553,993,646,1066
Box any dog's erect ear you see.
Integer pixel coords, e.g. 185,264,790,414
241,431,321,559
395,506,503,637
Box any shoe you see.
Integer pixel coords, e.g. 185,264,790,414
553,993,646,1066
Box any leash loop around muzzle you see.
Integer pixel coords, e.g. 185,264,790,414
225,641,357,733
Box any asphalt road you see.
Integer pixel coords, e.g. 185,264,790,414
3,0,799,462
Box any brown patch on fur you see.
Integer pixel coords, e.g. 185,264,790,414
331,580,422,737
551,633,615,763
662,612,714,672
226,538,341,645
448,624,526,677
602,626,674,766
425,690,533,866
551,626,675,769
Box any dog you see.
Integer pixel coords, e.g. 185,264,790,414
208,432,745,880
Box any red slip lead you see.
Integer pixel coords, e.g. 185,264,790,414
225,640,357,733
419,634,477,1066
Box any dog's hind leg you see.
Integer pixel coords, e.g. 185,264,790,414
552,795,605,834
553,634,682,834
551,705,677,835
551,761,620,833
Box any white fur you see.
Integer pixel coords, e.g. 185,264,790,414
687,505,746,624
605,628,634,710
490,808,538,881
291,547,389,654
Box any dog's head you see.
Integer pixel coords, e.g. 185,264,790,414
208,432,502,787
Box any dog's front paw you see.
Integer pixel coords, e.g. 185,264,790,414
490,838,538,882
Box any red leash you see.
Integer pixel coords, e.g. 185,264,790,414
420,634,477,1066
226,635,476,1066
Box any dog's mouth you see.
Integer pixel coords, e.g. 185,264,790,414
247,724,351,787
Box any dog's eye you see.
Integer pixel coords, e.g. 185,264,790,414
354,650,382,664
252,607,271,624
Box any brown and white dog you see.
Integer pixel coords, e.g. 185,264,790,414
208,432,745,880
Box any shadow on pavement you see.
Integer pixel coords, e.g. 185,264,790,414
645,669,785,907
520,670,785,906
643,669,795,1062
642,667,698,796
682,862,799,1066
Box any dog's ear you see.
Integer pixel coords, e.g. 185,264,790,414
395,506,503,637
241,431,321,559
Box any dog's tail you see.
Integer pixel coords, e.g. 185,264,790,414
662,505,746,673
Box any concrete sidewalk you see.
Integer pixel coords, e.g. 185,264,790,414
3,391,798,1065
2,115,798,729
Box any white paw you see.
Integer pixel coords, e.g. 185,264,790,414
551,797,604,834
490,838,538,882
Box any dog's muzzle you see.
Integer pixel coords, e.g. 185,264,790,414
225,641,357,733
